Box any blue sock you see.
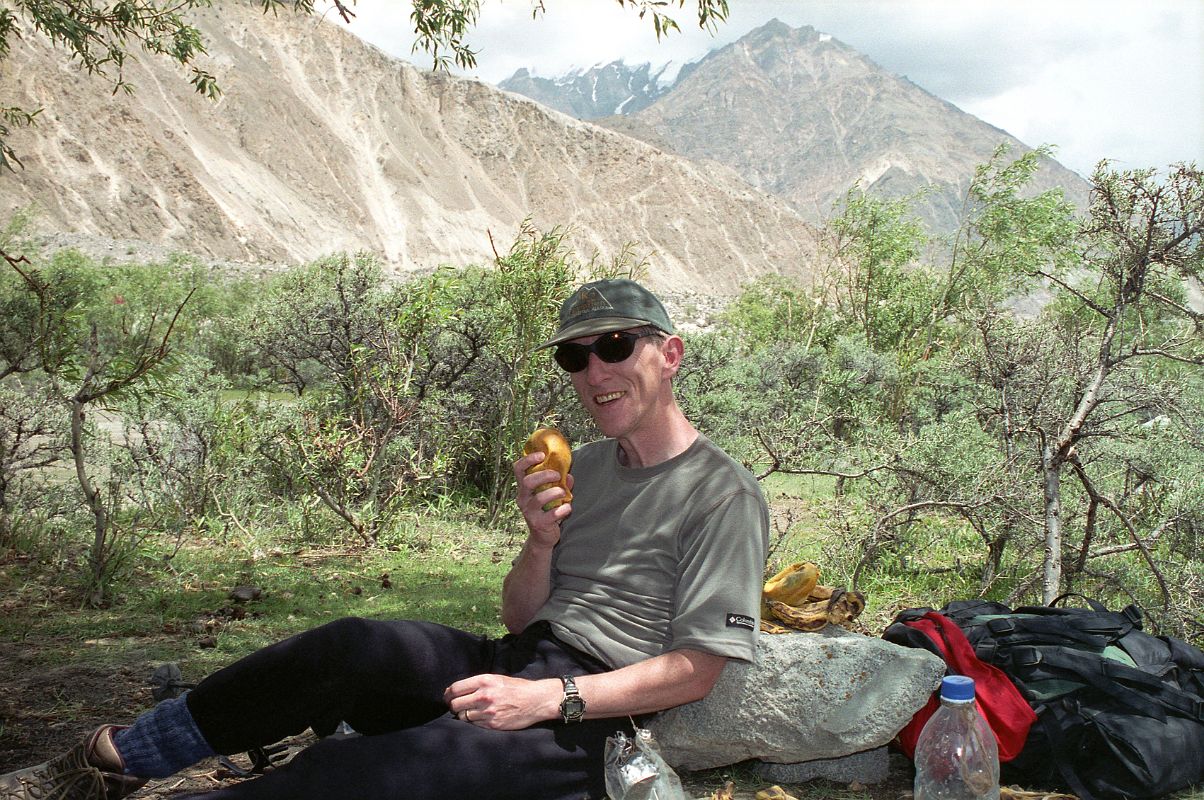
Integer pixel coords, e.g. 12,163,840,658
113,693,216,778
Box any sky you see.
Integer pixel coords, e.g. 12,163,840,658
324,0,1203,178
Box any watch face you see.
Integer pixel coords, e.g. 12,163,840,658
561,695,586,720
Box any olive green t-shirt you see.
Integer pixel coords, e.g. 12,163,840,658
532,435,769,669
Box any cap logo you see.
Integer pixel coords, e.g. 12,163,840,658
565,286,614,320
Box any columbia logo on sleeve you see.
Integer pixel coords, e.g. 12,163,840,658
726,613,756,631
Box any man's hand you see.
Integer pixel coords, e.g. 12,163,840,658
514,452,574,548
443,674,561,730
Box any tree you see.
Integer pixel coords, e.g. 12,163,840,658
828,188,933,356
473,224,577,524
0,0,729,170
1025,163,1203,601
938,147,1080,595
2,250,193,603
704,151,1203,620
245,253,462,543
903,158,1203,606
0,378,63,543
264,363,416,546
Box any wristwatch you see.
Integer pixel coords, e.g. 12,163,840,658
559,675,586,723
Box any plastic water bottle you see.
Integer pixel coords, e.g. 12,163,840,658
913,675,1000,800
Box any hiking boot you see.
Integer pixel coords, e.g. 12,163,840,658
0,726,148,800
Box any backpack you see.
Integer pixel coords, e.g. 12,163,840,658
884,596,1204,800
884,610,1037,762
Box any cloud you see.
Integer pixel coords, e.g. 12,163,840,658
946,2,1203,172
329,0,1203,175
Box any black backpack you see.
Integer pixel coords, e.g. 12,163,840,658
886,596,1204,800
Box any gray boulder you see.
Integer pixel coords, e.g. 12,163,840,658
755,746,890,784
646,626,943,770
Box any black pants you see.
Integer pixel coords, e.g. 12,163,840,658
180,618,629,800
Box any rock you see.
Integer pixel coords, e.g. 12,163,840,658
646,626,944,770
754,746,888,784
229,585,262,603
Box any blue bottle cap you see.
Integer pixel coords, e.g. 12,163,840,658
940,675,976,701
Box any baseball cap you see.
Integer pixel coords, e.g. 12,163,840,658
536,279,675,350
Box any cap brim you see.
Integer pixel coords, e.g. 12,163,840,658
534,317,656,350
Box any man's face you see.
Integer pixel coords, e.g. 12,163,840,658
565,328,680,444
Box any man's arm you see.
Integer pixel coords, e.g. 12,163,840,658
500,538,554,634
500,451,573,634
444,647,727,730
574,647,727,716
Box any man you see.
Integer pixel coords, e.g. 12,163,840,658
1,278,768,800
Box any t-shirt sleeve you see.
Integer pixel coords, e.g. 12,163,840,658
668,487,769,662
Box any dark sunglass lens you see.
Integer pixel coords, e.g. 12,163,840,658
554,332,648,372
554,344,589,373
595,333,637,363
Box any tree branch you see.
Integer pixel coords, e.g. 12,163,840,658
1147,289,1204,328
876,496,1000,527
1031,268,1108,316
1068,456,1170,608
1127,347,1204,366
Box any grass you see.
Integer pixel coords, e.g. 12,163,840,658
0,510,517,675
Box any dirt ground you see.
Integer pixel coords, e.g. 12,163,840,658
0,641,234,799
0,639,917,800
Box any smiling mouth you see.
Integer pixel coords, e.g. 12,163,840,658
594,391,625,405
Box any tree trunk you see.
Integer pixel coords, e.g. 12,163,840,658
1041,441,1063,603
0,477,9,545
70,397,110,602
982,535,1007,591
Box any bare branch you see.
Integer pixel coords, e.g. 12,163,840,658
876,496,1000,526
1147,289,1204,328
1031,269,1109,316
1,246,30,269
1068,457,1170,608
1127,347,1204,366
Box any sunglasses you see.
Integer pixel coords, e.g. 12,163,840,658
553,330,660,373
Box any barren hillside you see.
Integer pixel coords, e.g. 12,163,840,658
0,4,820,294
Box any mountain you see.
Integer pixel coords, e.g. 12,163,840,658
502,20,1092,235
498,62,679,119
0,5,820,295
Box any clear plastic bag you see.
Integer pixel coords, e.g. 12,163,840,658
604,728,688,800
